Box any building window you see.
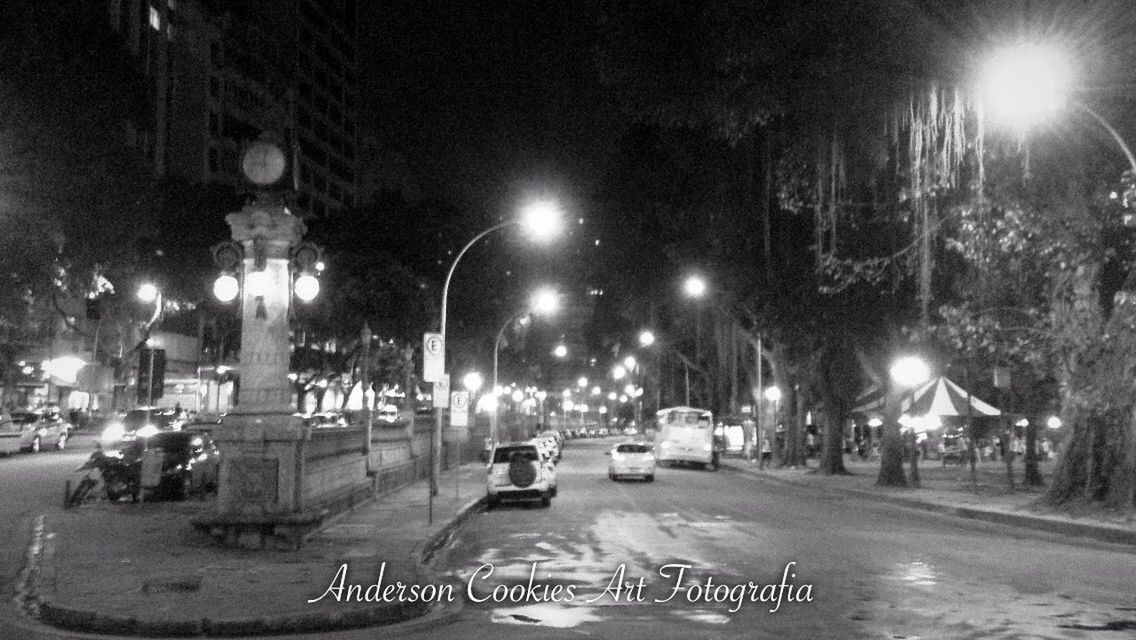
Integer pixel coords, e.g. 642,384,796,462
149,6,161,30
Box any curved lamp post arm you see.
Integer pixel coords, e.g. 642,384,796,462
491,309,529,443
1076,100,1136,175
440,220,516,341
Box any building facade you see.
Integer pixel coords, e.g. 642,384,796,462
106,0,359,217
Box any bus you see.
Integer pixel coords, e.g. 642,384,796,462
654,406,717,470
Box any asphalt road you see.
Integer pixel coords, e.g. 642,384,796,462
0,440,94,620
3,436,1135,640
409,437,1136,640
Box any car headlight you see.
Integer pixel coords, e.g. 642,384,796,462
702,443,712,452
101,422,125,444
136,424,159,439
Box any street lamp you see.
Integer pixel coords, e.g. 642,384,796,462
682,275,707,298
764,386,782,403
890,354,931,487
577,376,588,388
435,200,564,496
462,371,483,393
638,330,656,347
623,355,637,370
491,286,560,442
611,364,627,380
553,344,568,358
980,43,1070,129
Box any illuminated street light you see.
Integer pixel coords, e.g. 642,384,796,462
518,199,564,242
623,355,637,370
980,43,1070,128
619,394,629,403
492,285,560,442
553,344,568,358
683,275,707,298
1047,416,1063,429
890,355,931,388
611,364,627,380
531,287,560,315
213,274,239,302
638,330,656,347
511,389,524,403
462,371,483,393
591,386,601,396
137,283,159,303
623,383,636,396
294,273,320,302
764,386,782,403
577,376,588,388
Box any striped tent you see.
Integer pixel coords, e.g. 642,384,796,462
852,385,883,415
905,376,1000,417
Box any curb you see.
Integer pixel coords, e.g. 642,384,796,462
722,462,1136,548
20,478,486,637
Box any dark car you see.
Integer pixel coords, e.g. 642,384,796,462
122,431,220,500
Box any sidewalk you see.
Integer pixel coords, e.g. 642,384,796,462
25,464,487,636
723,456,1136,547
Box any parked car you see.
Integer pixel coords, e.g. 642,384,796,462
0,410,71,454
608,441,656,482
101,407,187,447
121,431,220,500
486,441,555,508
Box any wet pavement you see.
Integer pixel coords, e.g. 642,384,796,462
416,437,1136,640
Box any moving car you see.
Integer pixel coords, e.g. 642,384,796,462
0,410,71,454
101,407,187,446
655,406,717,470
486,440,555,508
608,441,656,481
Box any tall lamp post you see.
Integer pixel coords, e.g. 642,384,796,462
889,355,931,487
432,200,562,497
491,287,559,443
136,283,163,410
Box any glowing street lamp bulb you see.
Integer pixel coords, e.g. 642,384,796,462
623,355,637,370
531,288,560,315
764,386,782,403
623,384,635,396
213,274,239,302
638,330,656,347
511,390,524,403
137,283,159,303
577,376,588,388
462,371,483,393
294,274,320,302
553,344,568,358
591,386,601,396
607,391,617,401
683,275,707,298
1046,416,1063,429
890,355,931,388
619,394,629,403
519,199,562,241
612,364,627,380
981,43,1070,128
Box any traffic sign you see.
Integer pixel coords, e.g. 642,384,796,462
433,374,450,409
450,391,470,427
423,332,444,382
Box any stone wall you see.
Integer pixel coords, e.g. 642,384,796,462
302,427,369,508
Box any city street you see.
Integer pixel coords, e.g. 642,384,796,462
412,437,1136,639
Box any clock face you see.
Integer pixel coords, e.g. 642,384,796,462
241,141,287,186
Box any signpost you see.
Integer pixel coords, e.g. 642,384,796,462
432,374,450,409
449,390,470,498
423,333,444,383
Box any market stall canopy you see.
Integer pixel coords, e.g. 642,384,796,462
906,376,1001,417
852,385,883,415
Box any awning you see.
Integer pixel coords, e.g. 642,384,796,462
905,376,1001,417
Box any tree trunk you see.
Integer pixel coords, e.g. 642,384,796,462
876,380,907,487
1024,423,1043,487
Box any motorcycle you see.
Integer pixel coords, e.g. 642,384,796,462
69,447,140,506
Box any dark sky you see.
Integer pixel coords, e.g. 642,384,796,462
359,1,624,214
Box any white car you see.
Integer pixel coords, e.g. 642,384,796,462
0,411,71,454
608,441,656,482
486,441,555,508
